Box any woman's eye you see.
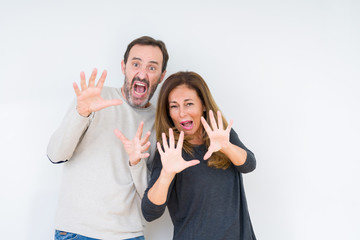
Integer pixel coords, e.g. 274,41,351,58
170,105,177,109
186,103,194,106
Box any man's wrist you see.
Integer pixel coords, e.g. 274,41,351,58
129,158,141,166
76,105,92,117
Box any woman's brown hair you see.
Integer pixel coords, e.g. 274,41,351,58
155,71,231,169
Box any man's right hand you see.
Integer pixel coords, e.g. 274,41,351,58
73,68,123,117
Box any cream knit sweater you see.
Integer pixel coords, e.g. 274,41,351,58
47,86,156,239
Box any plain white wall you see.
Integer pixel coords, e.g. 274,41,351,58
1,0,359,239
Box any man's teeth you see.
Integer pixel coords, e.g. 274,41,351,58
134,82,146,94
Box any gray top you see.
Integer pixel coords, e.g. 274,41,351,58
142,129,257,240
47,86,157,240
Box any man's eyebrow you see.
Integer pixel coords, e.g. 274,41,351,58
149,61,160,65
131,57,142,61
131,57,159,65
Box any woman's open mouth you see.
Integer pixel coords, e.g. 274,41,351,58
180,120,194,130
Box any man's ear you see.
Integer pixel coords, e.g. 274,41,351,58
159,70,167,84
121,60,125,74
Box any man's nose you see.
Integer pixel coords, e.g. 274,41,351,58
137,67,148,79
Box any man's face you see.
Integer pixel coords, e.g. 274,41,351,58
121,44,166,108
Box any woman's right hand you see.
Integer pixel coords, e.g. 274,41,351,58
148,129,199,206
157,128,200,179
73,68,123,117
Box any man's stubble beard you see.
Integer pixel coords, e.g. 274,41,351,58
123,76,161,109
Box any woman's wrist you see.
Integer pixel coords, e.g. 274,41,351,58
159,170,175,184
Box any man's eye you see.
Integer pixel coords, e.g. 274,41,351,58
133,63,139,68
149,66,156,71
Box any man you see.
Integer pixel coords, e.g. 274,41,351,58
47,36,169,240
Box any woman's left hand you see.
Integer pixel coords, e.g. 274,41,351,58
201,110,233,160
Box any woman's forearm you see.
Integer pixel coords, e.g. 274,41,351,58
147,170,175,205
220,143,248,166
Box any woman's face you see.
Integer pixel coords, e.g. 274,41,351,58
168,84,204,144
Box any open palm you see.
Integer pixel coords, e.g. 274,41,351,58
114,122,151,166
201,110,233,160
73,68,123,117
157,129,199,177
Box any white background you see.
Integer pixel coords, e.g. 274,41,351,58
1,0,359,239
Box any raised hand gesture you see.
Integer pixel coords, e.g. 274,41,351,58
73,68,123,117
114,122,151,166
157,128,200,178
201,110,233,160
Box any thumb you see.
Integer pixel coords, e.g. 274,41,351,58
104,99,123,108
184,160,200,169
110,99,123,106
203,150,213,160
114,129,127,143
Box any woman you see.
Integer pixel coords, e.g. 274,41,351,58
142,71,257,240
116,71,257,239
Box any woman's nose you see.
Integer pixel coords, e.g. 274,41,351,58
179,107,186,117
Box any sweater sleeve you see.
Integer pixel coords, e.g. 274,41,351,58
230,129,257,174
46,99,94,163
141,151,172,222
129,158,149,199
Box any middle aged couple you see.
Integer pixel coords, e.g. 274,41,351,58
48,36,256,240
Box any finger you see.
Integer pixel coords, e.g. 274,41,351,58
140,152,150,159
209,110,218,130
73,82,81,96
93,101,122,113
184,159,200,169
169,128,174,149
162,132,169,150
114,129,128,143
201,116,212,134
88,68,98,88
176,131,184,150
135,121,144,139
203,149,213,160
140,131,151,146
217,110,224,130
226,119,234,133
101,99,123,109
108,99,123,106
96,69,107,89
141,142,151,152
157,142,164,155
80,72,87,90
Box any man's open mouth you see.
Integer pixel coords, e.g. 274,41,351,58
133,81,148,97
